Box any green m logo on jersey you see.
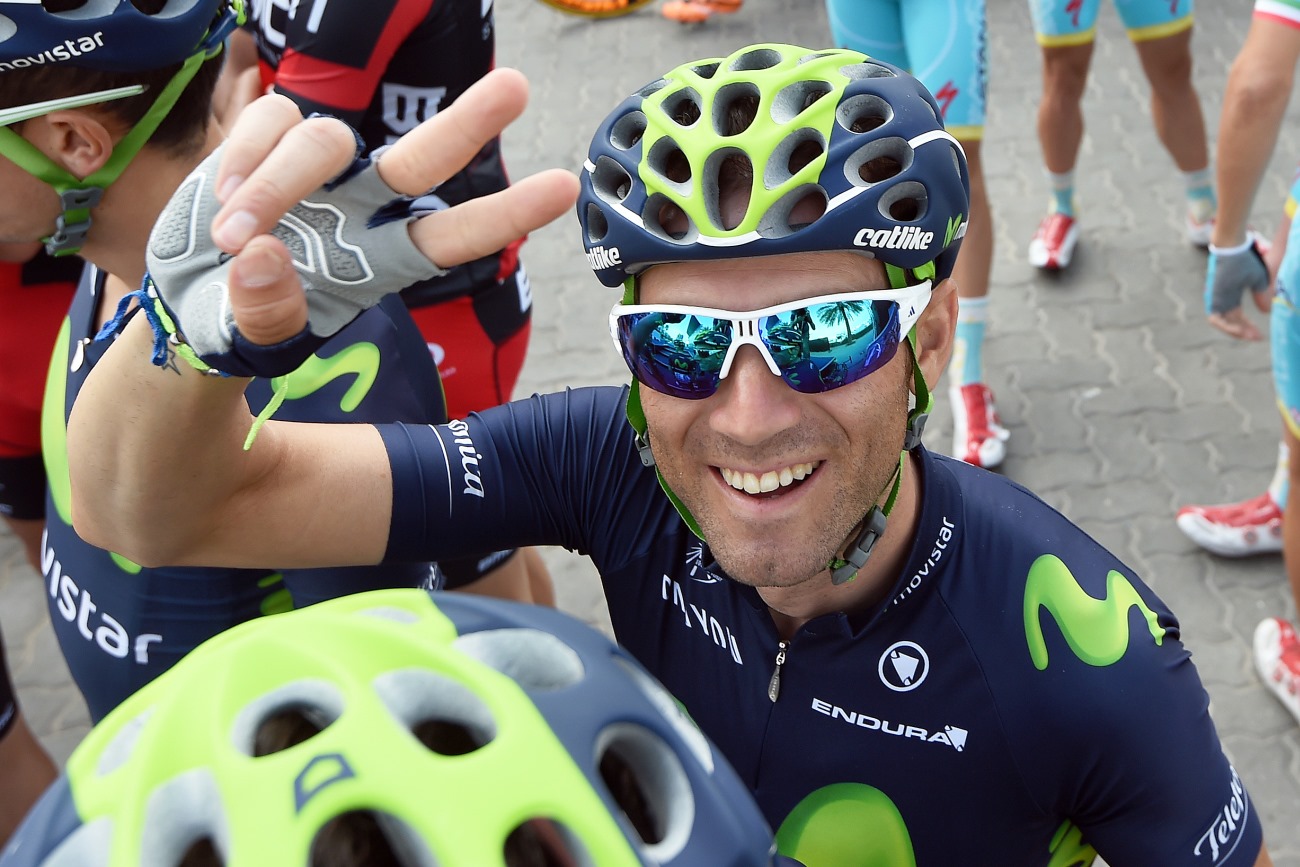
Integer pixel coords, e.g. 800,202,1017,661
1023,554,1168,670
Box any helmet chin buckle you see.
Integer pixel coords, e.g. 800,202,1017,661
830,505,887,585
904,409,928,451
635,432,656,467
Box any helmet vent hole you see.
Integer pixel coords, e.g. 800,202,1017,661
689,61,720,79
639,78,670,99
504,819,589,867
591,156,633,205
374,668,497,753
253,706,329,756
660,88,702,128
647,137,692,188
453,628,585,691
729,47,782,72
757,186,827,239
837,94,893,134
129,0,172,14
40,0,93,12
644,193,696,243
840,61,897,79
701,150,753,231
600,748,662,844
771,80,832,124
609,112,647,150
309,810,420,867
178,838,222,867
845,136,912,187
595,723,694,861
411,717,488,756
879,181,929,222
713,83,759,136
232,680,343,758
764,129,824,188
585,203,609,245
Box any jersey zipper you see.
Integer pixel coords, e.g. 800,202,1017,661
768,640,789,703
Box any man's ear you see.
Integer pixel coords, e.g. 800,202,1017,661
27,109,118,179
914,277,958,387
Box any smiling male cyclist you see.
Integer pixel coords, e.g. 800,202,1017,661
66,43,1274,866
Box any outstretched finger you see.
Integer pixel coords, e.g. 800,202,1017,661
410,169,580,269
216,94,309,203
376,68,531,197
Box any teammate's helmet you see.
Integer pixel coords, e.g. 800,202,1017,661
4,590,785,866
0,0,241,73
578,43,970,291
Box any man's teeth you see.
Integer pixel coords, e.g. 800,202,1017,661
720,462,818,494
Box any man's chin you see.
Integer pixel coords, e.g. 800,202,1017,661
710,546,829,589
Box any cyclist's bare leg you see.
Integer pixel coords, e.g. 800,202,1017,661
522,546,556,608
955,139,991,301
1134,29,1209,173
1037,42,1094,174
2,517,42,574
454,549,555,607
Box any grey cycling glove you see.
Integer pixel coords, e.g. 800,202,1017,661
141,141,445,377
1205,238,1269,316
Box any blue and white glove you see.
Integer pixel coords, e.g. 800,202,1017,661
1205,237,1269,317
142,141,446,378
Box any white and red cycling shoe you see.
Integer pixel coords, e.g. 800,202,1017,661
1028,211,1079,271
1175,492,1283,558
950,383,1010,470
1255,617,1300,726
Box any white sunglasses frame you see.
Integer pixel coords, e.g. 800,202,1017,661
608,280,933,387
0,86,146,128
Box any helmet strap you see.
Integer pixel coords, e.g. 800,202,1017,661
827,331,931,584
0,45,214,257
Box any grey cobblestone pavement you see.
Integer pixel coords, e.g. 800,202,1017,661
3,0,1299,860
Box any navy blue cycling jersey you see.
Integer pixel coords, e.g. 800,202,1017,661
381,386,1263,867
41,268,447,722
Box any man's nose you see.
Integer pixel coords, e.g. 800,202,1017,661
707,345,803,445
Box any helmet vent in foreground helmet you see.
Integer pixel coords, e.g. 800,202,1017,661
373,669,496,754
846,136,912,186
879,179,928,222
771,80,831,124
765,129,825,188
307,809,433,867
591,155,634,206
231,680,344,758
701,148,754,232
689,61,720,79
178,837,220,866
837,93,893,135
130,0,202,17
756,185,826,238
639,78,670,99
595,723,694,861
729,46,782,72
840,61,897,80
141,769,230,867
503,820,589,867
609,111,647,150
453,628,586,691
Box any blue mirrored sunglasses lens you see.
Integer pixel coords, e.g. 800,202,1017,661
760,300,901,394
617,311,729,399
617,299,901,398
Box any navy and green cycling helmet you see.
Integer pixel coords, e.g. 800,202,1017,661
3,589,789,866
578,42,971,292
0,0,245,255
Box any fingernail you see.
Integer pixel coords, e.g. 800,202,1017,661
217,174,244,203
234,246,287,288
214,210,258,250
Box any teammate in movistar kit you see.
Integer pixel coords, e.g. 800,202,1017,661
1175,0,1300,729
1026,0,1216,271
824,0,1008,472
65,43,1276,866
0,0,469,724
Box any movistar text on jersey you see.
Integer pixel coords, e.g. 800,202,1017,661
0,33,106,70
853,225,934,251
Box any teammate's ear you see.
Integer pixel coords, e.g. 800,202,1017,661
914,277,957,386
33,110,117,179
